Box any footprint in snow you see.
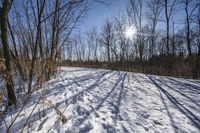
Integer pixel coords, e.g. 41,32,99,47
141,112,150,119
76,105,90,116
118,114,124,121
72,95,84,104
78,121,94,133
153,120,163,126
121,124,130,133
102,123,117,133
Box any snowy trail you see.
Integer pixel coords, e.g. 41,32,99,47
1,67,200,133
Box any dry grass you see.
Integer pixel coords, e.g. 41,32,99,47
43,99,68,124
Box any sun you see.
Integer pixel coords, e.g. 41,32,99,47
125,25,136,39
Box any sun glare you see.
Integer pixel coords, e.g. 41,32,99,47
125,26,136,39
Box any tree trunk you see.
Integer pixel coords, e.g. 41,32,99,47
28,0,45,93
0,0,17,106
107,44,111,69
165,0,170,54
185,0,192,56
8,20,27,81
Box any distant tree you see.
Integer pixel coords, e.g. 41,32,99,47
114,13,128,69
99,20,114,68
146,0,162,57
128,0,145,72
86,28,99,62
183,0,192,56
191,0,200,78
164,0,177,54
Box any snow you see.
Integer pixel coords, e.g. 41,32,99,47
0,67,200,133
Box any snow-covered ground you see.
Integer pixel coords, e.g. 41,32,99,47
1,67,200,133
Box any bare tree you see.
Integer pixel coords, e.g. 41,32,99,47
99,20,114,68
114,13,128,69
86,28,99,62
164,0,177,54
28,0,46,93
184,0,192,56
191,0,200,78
128,0,145,72
7,20,27,81
0,0,16,106
147,0,162,57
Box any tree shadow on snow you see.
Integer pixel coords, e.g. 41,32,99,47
165,77,200,94
155,78,200,110
25,69,109,108
148,76,200,132
71,72,127,128
1,69,114,132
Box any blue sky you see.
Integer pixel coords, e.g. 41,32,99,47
76,0,196,33
79,0,128,32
